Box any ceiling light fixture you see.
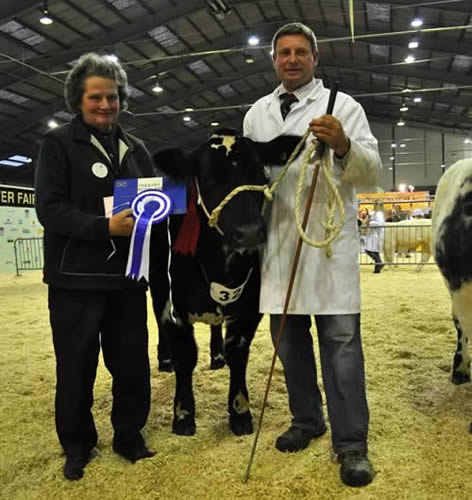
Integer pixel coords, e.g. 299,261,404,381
48,119,58,128
211,121,220,127
408,40,419,49
248,35,259,46
397,119,405,127
400,105,409,112
183,116,191,122
411,18,423,28
413,96,422,103
152,83,163,93
404,55,415,63
40,3,53,25
244,53,255,64
205,0,232,20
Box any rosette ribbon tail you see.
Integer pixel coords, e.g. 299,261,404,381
125,189,173,282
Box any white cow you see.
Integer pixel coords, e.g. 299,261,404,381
383,219,432,271
432,158,472,391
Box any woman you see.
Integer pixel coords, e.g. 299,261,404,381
35,53,156,480
364,201,385,273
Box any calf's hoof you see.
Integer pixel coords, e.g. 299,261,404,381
210,355,225,370
172,416,196,436
229,412,254,436
451,371,470,385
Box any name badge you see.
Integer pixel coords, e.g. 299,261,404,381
92,162,108,178
210,268,253,305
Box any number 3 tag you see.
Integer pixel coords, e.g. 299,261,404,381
210,268,253,305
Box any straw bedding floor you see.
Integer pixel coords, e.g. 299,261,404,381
1,266,471,499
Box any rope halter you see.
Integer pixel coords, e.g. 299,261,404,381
202,130,345,256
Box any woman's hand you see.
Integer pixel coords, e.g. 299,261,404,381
109,208,134,236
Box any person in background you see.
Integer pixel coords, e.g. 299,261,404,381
358,208,369,253
243,22,381,487
35,53,156,481
364,201,385,273
391,204,408,222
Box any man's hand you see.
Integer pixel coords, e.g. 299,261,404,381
109,208,134,236
309,114,350,157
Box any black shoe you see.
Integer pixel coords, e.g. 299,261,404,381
373,264,384,274
275,424,327,452
113,441,155,463
338,450,375,487
63,452,91,481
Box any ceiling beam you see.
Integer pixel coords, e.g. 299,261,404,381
368,0,471,14
2,5,472,90
1,47,471,143
0,0,41,22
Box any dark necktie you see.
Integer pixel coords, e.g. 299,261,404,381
280,93,298,120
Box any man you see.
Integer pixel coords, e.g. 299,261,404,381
243,23,381,487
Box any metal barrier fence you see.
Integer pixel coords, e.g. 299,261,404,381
13,237,44,276
359,221,435,268
11,229,433,275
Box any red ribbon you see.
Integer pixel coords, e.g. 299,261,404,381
173,180,201,256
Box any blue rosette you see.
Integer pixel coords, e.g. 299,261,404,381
126,189,173,281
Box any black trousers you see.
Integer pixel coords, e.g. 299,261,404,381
48,287,150,458
270,314,369,454
365,250,383,273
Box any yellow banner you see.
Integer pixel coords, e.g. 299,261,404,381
357,191,432,216
357,191,430,203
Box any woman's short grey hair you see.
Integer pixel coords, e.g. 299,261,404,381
271,22,318,55
64,52,129,114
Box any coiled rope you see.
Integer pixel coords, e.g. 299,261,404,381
207,129,345,255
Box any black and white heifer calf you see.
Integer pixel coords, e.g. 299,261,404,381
149,129,300,436
432,158,472,395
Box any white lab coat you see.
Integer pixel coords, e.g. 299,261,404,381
364,211,385,253
243,79,381,314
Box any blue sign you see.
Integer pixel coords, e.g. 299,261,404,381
113,177,187,216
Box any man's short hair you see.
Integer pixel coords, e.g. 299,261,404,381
271,22,318,55
64,52,129,114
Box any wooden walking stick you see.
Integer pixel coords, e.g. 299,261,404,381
244,81,340,482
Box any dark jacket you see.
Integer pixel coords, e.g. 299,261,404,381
35,116,156,290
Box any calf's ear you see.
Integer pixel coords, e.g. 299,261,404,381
255,135,303,165
152,148,194,182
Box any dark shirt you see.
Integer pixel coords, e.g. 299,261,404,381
84,120,120,175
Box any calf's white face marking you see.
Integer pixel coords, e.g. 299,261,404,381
210,134,236,155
